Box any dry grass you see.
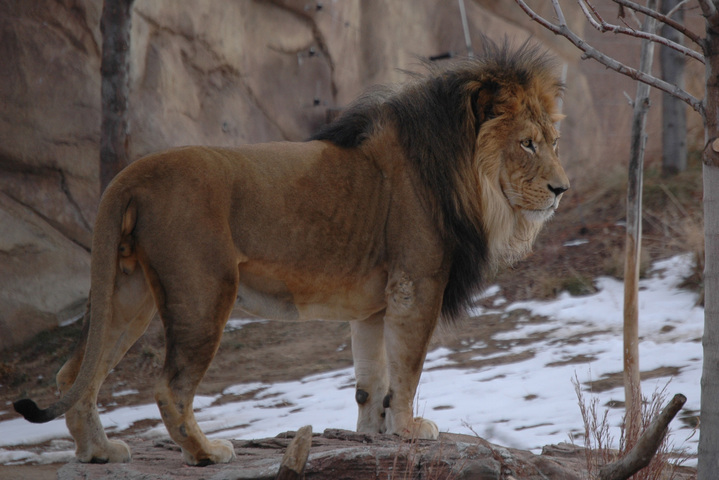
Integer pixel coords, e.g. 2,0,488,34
389,434,460,480
573,374,690,480
574,373,615,478
387,399,463,480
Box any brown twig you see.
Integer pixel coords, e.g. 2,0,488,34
613,0,703,46
577,0,704,62
598,393,687,480
697,0,717,19
513,0,703,114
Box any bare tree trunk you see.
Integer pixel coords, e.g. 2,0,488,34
698,7,719,477
700,157,719,480
623,2,657,448
100,0,135,193
660,0,687,176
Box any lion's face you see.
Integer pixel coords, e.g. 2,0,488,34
497,116,569,223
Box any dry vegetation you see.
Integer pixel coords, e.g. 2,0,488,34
574,374,692,480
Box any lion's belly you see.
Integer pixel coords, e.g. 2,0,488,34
235,266,387,322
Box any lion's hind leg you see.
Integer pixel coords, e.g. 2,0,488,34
57,268,156,463
148,259,239,466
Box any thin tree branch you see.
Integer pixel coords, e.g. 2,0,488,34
579,0,704,62
619,5,644,28
553,0,569,25
613,0,703,47
620,5,642,28
664,0,689,19
697,0,717,19
698,0,719,49
517,0,566,34
514,0,703,114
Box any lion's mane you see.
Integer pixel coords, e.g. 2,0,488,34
311,42,563,320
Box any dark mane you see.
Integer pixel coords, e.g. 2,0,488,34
386,65,487,321
309,86,395,148
310,41,559,320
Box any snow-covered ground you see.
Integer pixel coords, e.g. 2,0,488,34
0,254,702,466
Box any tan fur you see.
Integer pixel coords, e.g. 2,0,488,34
16,45,569,465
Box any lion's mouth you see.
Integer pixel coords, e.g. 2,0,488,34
522,207,556,222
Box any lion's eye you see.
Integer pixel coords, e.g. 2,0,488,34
520,139,536,153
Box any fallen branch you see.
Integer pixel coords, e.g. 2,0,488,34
275,425,313,480
599,393,687,480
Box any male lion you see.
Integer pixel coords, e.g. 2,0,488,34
15,43,569,466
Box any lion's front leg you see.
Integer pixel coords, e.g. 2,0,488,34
351,313,389,434
381,274,441,440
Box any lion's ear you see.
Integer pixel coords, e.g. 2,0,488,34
470,80,500,135
551,113,566,124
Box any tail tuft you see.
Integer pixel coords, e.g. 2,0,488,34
14,398,55,424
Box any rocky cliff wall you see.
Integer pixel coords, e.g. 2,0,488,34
1,0,606,349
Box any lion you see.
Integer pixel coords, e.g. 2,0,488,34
14,42,569,466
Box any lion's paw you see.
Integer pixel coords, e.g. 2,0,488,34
411,417,439,439
182,439,236,466
392,417,439,440
78,439,131,464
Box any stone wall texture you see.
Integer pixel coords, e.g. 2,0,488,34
0,0,702,349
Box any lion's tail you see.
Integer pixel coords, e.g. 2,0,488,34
14,182,134,423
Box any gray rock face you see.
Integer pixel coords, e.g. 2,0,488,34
0,0,600,349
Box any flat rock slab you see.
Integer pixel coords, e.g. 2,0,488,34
57,429,590,480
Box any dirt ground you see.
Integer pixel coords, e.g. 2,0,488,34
0,165,704,478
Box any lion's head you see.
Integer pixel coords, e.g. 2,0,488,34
469,47,570,263
312,41,569,319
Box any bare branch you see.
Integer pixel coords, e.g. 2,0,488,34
513,0,703,114
613,0,703,47
516,0,567,36
552,0,568,26
665,0,689,19
698,0,719,42
579,0,704,62
620,5,644,28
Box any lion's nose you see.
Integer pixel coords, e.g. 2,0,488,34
548,183,569,197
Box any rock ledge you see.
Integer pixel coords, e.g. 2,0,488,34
57,429,590,480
